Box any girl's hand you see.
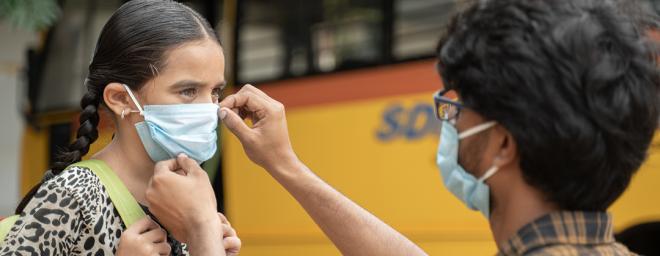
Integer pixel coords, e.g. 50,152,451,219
218,212,241,256
116,217,171,256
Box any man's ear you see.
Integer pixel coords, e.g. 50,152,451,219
104,83,137,118
492,126,518,168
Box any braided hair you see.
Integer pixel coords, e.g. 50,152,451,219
15,0,219,214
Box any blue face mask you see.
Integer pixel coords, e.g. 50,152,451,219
123,84,219,164
436,120,498,218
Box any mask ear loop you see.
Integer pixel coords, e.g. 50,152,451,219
121,84,144,116
458,121,497,140
477,166,499,183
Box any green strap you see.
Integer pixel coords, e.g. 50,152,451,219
0,160,145,245
71,160,146,227
0,215,20,245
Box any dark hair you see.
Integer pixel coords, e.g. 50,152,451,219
16,0,219,214
437,0,659,211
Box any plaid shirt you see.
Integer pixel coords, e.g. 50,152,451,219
498,211,635,256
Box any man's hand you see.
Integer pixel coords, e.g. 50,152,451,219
218,85,427,256
219,84,299,172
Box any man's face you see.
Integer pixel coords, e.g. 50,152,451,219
457,110,489,176
446,97,500,179
435,88,516,217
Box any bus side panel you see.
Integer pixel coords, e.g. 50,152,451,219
609,135,660,229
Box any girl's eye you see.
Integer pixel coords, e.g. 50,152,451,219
180,88,197,97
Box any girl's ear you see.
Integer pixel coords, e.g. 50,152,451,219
104,83,138,118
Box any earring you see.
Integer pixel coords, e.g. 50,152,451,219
121,109,126,119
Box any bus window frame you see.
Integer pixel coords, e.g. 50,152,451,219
233,0,444,86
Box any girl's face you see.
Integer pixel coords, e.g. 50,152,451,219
134,39,226,106
102,38,225,163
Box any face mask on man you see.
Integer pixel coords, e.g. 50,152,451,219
123,84,219,164
436,120,498,218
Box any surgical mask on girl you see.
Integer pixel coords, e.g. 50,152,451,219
436,120,498,218
123,84,219,163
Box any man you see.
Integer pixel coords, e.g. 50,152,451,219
146,0,659,255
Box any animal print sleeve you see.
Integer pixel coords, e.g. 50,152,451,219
0,180,86,255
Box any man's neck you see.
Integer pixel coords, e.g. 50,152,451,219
489,179,557,248
92,129,155,205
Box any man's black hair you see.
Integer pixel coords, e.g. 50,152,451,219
437,0,659,211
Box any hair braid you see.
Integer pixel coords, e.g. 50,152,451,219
15,81,102,214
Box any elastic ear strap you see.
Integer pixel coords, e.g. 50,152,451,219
478,166,499,183
122,84,144,115
458,121,497,139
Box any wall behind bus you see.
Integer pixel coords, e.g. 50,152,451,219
0,22,38,216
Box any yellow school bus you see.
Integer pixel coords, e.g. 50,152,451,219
17,0,660,255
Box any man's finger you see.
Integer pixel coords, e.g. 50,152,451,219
220,107,253,141
230,107,241,118
241,84,271,101
240,84,284,111
219,90,269,114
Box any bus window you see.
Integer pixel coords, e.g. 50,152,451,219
236,0,391,84
235,0,464,84
393,0,458,60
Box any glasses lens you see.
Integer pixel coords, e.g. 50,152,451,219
437,102,458,120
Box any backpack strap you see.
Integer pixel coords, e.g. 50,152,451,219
70,160,146,227
0,215,19,245
0,160,145,246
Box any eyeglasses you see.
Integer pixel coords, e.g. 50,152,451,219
433,89,463,121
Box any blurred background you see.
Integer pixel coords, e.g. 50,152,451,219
1,0,660,255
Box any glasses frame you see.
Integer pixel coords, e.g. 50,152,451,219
433,88,464,121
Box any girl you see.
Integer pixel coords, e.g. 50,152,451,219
0,0,236,255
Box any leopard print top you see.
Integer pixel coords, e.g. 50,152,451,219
0,166,189,256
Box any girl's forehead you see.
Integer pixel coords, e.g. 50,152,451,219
151,41,225,87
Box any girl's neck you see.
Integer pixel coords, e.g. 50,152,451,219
92,132,155,205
